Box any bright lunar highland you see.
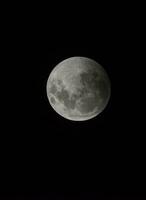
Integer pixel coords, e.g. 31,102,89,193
46,57,111,121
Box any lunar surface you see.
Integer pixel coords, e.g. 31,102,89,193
46,57,111,121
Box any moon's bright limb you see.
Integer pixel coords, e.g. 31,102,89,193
46,57,111,121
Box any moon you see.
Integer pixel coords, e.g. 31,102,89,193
46,57,111,121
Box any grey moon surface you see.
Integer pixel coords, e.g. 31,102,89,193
46,57,111,121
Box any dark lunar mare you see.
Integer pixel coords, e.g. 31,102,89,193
97,79,110,100
49,83,57,95
78,70,109,113
49,80,77,110
79,70,99,91
77,96,99,114
56,88,77,110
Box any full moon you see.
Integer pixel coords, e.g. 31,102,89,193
46,57,111,121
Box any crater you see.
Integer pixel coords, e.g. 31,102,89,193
50,96,56,104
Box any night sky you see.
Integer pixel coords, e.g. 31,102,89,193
0,0,145,198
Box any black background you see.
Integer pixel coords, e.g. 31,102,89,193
1,2,145,200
